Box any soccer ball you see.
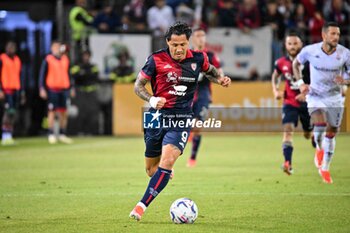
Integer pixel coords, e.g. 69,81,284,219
170,198,198,224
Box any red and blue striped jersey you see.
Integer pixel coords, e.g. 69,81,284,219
194,50,221,103
274,56,301,107
141,48,210,112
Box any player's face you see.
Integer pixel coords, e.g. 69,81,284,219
51,42,61,56
285,36,302,57
167,34,189,61
192,30,206,50
322,26,340,48
5,43,16,55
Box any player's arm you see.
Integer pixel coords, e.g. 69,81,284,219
271,69,283,100
0,60,3,99
134,72,166,109
334,52,350,85
292,58,309,94
204,64,231,87
39,59,48,99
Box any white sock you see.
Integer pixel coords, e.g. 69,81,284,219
314,125,326,150
137,202,147,211
2,132,12,140
321,136,336,171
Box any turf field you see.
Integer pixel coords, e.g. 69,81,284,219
0,134,349,233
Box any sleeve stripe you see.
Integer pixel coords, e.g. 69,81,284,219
140,70,152,80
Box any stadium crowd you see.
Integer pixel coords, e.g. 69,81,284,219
71,0,350,46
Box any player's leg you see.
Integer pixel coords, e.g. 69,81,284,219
145,157,161,177
282,123,294,175
188,103,208,167
129,128,164,221
280,104,298,175
318,105,344,184
130,129,189,221
310,110,327,168
47,110,57,144
47,90,58,144
57,91,72,144
1,93,16,145
188,126,201,167
299,104,314,146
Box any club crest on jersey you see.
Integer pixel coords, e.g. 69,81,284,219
191,63,197,71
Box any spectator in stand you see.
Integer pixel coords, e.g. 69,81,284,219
324,0,350,28
215,0,238,27
176,2,194,26
300,0,323,20
69,0,94,62
236,0,261,33
147,0,175,36
122,0,148,31
309,11,325,43
263,0,286,41
109,50,135,83
288,3,308,30
147,0,175,50
93,3,122,33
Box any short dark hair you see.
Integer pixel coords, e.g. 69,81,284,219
192,27,205,33
51,40,62,45
165,22,192,41
284,29,303,42
322,22,339,32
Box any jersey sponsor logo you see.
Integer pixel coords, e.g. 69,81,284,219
313,66,339,73
168,85,187,96
191,63,197,71
166,72,179,83
284,72,299,90
164,64,173,69
178,76,196,82
282,66,289,71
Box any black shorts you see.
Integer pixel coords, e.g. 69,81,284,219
4,90,20,111
48,89,69,111
143,108,192,157
282,103,313,132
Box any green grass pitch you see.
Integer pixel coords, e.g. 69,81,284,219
0,134,349,233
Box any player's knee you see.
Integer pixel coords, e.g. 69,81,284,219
145,168,154,177
303,131,311,139
326,131,337,139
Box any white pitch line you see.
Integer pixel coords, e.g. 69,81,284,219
1,192,350,197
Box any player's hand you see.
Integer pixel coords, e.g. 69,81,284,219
0,91,4,100
20,91,26,105
149,96,166,110
40,88,47,100
273,90,283,100
218,76,231,87
70,88,76,98
334,75,346,85
295,93,306,102
299,84,309,94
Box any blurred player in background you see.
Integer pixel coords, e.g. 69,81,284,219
187,28,224,168
271,32,313,175
293,22,350,184
0,41,24,145
129,22,231,221
39,41,75,144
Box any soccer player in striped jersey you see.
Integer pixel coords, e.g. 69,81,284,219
271,32,313,175
187,28,224,167
129,22,231,221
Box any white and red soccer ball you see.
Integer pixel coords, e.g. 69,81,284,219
170,198,198,224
